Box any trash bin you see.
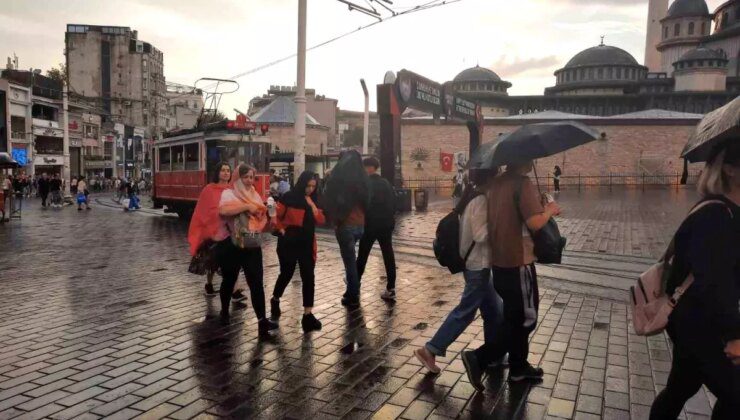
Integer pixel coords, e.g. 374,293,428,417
414,188,429,211
394,188,412,213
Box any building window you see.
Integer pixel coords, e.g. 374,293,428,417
597,68,603,79
702,21,707,34
688,22,694,35
674,23,680,36
664,26,669,39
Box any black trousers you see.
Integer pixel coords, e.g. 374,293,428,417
474,264,539,369
217,241,266,319
356,227,397,290
554,179,560,192
650,329,740,420
40,192,48,207
272,236,315,308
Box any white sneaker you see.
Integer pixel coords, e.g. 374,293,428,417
380,289,396,301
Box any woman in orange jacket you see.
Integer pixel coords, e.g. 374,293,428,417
270,171,325,332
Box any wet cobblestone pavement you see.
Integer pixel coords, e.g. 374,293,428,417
0,189,714,419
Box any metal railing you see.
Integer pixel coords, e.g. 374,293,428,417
403,171,702,193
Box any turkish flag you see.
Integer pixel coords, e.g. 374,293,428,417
440,152,454,172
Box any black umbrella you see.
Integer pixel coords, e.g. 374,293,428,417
682,95,740,163
479,121,600,169
0,152,20,169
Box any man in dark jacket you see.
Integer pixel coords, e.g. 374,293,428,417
356,157,397,301
37,173,50,207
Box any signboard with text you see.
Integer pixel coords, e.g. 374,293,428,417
395,69,481,124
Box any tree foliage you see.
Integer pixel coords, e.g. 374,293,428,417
195,110,226,129
46,63,67,84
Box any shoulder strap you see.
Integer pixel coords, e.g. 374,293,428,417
513,176,526,224
661,199,732,262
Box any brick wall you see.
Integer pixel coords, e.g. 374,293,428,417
399,120,702,185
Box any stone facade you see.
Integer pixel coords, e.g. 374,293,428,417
399,117,701,185
267,123,329,157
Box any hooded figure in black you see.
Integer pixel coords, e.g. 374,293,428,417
270,171,325,333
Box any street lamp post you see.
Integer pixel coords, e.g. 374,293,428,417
360,79,369,155
294,0,307,178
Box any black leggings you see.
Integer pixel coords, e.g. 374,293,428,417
218,241,266,319
356,227,397,291
272,237,315,308
475,264,539,369
650,332,740,420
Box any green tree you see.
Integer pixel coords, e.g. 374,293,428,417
195,110,226,129
46,63,67,84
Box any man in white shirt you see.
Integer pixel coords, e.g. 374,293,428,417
414,170,504,383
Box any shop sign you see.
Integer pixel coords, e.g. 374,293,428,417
85,160,112,169
34,155,64,166
32,126,64,138
70,139,82,147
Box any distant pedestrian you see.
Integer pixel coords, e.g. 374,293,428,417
650,140,740,419
11,175,24,213
462,160,561,389
71,176,78,195
76,176,90,211
1,174,11,221
323,150,370,308
218,163,278,337
270,170,325,332
415,169,504,380
125,179,140,211
269,175,280,198
49,174,62,208
356,157,398,301
38,173,50,207
553,165,562,193
277,176,291,196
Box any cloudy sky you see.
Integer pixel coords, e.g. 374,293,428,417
1,0,727,115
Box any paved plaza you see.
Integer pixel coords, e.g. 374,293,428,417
0,188,717,420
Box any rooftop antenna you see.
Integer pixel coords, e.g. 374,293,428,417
600,35,605,46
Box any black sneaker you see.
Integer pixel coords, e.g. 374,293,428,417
461,351,484,392
258,318,279,337
488,354,508,369
301,313,322,332
380,289,396,301
270,298,281,319
204,283,217,297
341,296,360,308
508,363,544,382
219,310,230,325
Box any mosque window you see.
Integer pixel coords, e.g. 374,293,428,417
688,22,694,35
664,26,669,39
597,68,603,79
674,23,680,36
702,22,706,34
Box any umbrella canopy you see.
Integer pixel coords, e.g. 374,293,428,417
0,152,20,169
468,121,599,170
682,95,740,163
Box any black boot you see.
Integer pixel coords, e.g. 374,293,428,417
219,309,230,325
301,313,322,333
270,297,281,319
258,318,279,338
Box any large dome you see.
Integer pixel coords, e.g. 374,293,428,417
665,0,709,19
678,47,725,62
564,44,640,68
453,66,502,82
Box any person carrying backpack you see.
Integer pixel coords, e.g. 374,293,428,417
650,140,740,419
356,157,397,301
415,169,504,382
462,160,561,389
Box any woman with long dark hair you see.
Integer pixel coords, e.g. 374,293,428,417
218,164,278,337
269,171,325,332
650,140,740,419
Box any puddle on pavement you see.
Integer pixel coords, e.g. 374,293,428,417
593,322,610,330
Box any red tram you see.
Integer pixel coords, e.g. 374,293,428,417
152,119,271,219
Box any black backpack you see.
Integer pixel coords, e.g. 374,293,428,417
433,191,483,274
514,178,566,264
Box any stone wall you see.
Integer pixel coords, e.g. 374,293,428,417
268,124,328,156
399,119,701,187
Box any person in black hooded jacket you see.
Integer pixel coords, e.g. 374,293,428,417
269,171,325,332
650,140,740,420
356,157,397,301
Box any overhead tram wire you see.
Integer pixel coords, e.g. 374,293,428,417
168,0,463,102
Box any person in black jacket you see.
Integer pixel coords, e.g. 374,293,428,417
37,173,50,207
650,140,740,420
356,157,397,301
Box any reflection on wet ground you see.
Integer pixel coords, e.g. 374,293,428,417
0,190,713,419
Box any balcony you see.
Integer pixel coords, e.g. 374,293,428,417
33,118,59,129
11,132,26,141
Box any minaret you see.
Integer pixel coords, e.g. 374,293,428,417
645,0,668,72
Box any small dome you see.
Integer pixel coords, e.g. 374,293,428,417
565,44,639,68
665,0,710,19
453,66,502,82
679,47,725,62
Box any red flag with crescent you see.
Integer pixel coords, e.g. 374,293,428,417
440,152,454,172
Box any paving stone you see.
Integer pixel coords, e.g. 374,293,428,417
547,398,575,418
576,395,602,415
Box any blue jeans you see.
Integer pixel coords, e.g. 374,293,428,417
336,225,364,299
426,268,503,357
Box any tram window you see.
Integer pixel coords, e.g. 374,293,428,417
185,143,199,170
159,147,171,171
172,145,184,171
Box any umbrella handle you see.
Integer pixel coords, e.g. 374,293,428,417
533,163,542,194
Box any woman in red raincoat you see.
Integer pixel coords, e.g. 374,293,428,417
187,162,246,303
